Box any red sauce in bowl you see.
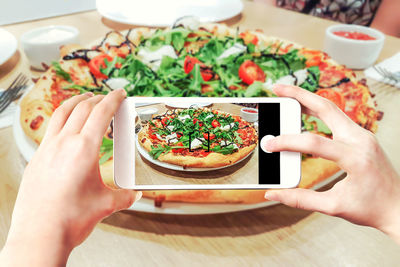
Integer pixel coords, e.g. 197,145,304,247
243,109,258,113
333,31,376,41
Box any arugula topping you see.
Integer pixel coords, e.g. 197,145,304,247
52,62,72,82
300,66,320,92
302,114,332,135
99,138,113,164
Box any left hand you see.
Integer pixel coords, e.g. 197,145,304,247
0,89,141,266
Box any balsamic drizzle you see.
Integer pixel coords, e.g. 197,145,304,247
320,77,351,88
63,49,101,62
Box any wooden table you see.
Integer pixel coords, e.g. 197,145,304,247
1,2,400,266
135,104,258,186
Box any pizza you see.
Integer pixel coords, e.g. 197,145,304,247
20,21,383,205
137,106,258,168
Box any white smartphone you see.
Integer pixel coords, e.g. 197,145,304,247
114,97,301,190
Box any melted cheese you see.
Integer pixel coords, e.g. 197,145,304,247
218,43,247,60
105,78,130,90
165,133,178,144
190,138,203,149
220,122,236,131
137,45,177,71
178,114,191,122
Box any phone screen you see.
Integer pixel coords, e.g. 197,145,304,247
132,101,280,186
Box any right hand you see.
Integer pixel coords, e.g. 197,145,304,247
264,84,400,244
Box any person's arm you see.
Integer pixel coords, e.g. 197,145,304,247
371,0,400,37
263,84,400,244
0,89,142,266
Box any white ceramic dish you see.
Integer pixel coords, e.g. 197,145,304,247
323,24,385,69
137,107,158,121
20,25,79,70
96,0,243,27
240,107,258,122
0,28,18,65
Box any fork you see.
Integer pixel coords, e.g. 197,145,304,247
0,74,29,114
373,66,400,84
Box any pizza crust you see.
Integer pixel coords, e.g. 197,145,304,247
140,158,342,204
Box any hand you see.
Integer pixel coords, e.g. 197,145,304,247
264,84,400,244
0,89,141,266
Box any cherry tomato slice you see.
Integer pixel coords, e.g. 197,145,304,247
203,132,215,140
89,54,113,80
238,60,266,85
211,119,220,128
316,89,346,111
150,133,158,140
183,56,213,81
161,117,170,126
172,142,185,153
184,56,201,74
200,68,213,81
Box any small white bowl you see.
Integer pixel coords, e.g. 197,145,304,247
240,107,258,122
323,24,385,69
138,108,158,121
21,25,80,70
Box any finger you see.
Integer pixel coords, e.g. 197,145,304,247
61,95,105,135
273,84,355,134
81,89,126,146
110,190,142,212
265,189,336,215
264,133,347,163
44,92,93,140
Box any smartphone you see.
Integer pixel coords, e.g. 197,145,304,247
114,97,301,190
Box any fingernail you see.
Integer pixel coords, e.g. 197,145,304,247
260,135,275,153
116,88,127,97
84,92,94,97
264,191,279,201
135,191,142,202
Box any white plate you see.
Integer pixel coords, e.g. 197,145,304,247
164,102,212,109
96,0,243,27
136,135,254,172
13,87,344,214
13,85,38,162
0,28,18,65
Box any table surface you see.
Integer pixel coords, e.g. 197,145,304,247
1,2,400,266
135,103,258,186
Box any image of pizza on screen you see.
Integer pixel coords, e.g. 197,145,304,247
20,21,382,205
135,104,259,185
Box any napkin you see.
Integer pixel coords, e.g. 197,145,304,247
0,88,18,129
364,52,400,89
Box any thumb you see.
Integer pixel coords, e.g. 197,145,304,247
265,188,337,215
